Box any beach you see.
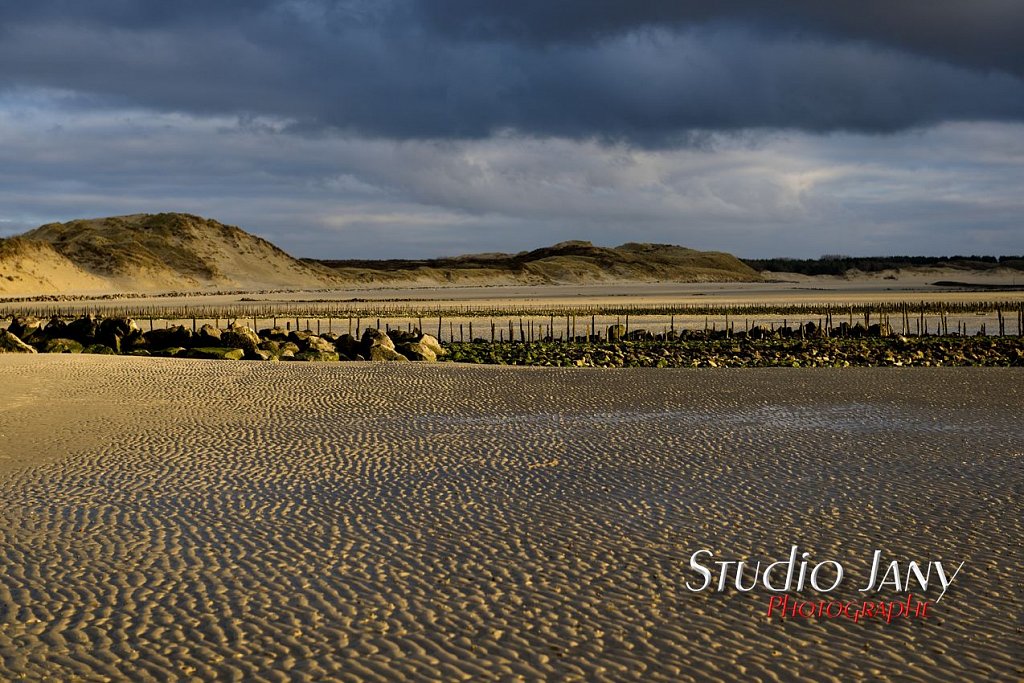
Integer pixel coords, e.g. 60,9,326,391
0,356,1020,681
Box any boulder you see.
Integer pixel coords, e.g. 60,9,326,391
98,316,140,339
868,322,894,338
121,330,149,353
288,330,313,345
303,335,336,353
153,347,187,357
289,350,340,362
387,329,419,345
607,324,626,341
82,344,116,355
8,316,43,342
398,342,437,362
64,314,99,344
43,316,68,339
247,349,277,362
0,330,37,353
221,325,261,352
416,334,446,358
144,325,193,350
334,333,360,358
186,347,245,360
198,324,222,344
258,327,290,341
95,317,139,354
369,346,408,362
258,339,281,355
361,328,395,352
43,338,84,354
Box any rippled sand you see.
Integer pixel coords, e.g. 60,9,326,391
0,356,1020,681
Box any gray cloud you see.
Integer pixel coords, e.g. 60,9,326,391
2,2,1023,259
1,95,1021,258
0,1,1021,143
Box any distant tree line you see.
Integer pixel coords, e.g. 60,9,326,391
742,255,1024,275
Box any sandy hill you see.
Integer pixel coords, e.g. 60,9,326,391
314,240,762,285
0,213,339,295
0,215,760,296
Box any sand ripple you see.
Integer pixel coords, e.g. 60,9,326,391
0,356,1020,681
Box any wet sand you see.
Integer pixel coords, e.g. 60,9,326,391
0,356,1020,681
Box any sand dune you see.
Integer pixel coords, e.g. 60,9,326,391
1,213,340,296
0,356,1020,681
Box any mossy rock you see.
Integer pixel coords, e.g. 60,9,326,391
82,344,116,355
186,347,245,360
154,347,187,357
43,338,84,354
289,350,340,362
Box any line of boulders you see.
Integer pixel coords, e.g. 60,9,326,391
594,321,893,343
0,314,446,362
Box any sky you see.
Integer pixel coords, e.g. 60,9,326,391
1,1,1022,259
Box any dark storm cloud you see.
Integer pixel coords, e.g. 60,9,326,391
0,1,1022,143
415,1,1024,75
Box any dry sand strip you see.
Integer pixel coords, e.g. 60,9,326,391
0,357,1020,682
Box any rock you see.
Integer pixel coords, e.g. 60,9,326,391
369,346,408,362
198,324,222,344
259,327,290,342
99,316,140,339
128,349,151,356
0,329,37,353
8,316,43,342
302,335,336,354
186,347,245,360
154,346,187,357
361,328,395,352
247,349,276,362
416,334,446,358
387,329,418,345
289,350,340,362
145,325,193,350
607,324,626,341
64,314,99,343
258,340,281,355
122,330,149,353
95,317,139,354
43,316,68,339
868,322,894,337
281,341,301,355
334,333,360,358
82,344,116,355
221,326,261,352
398,342,437,362
42,338,84,354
